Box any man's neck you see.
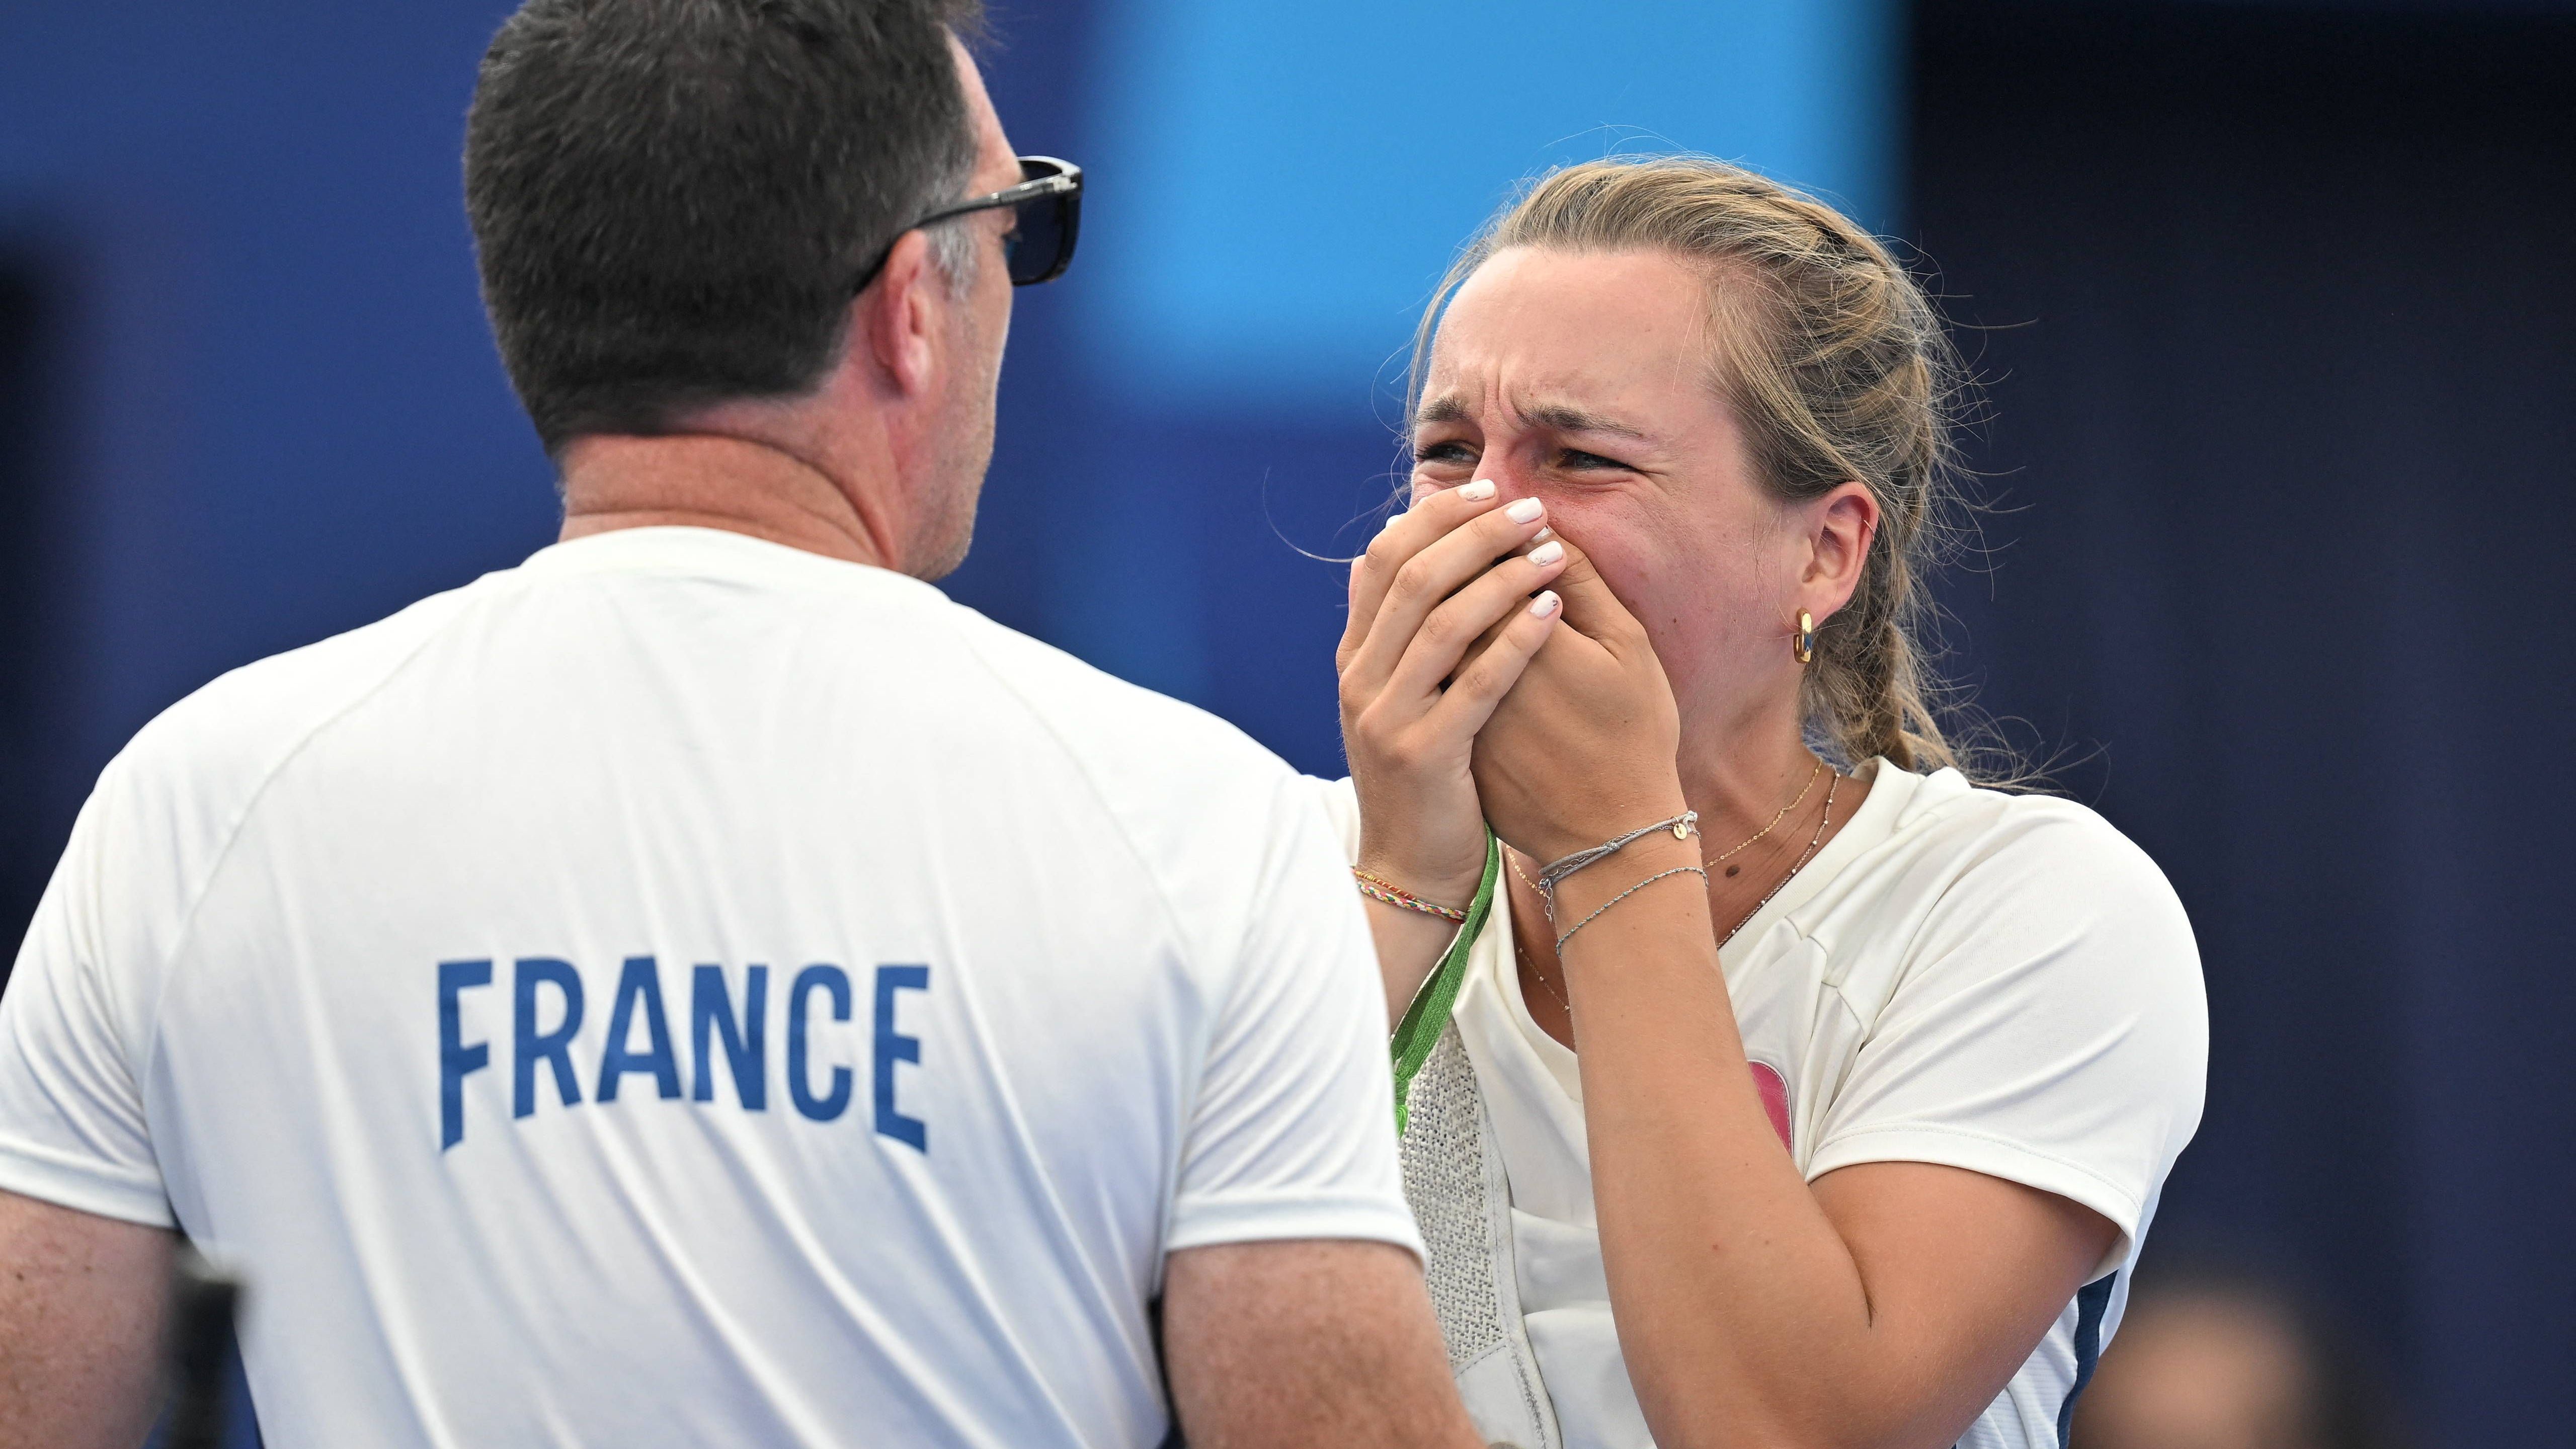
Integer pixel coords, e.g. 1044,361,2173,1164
555,432,903,571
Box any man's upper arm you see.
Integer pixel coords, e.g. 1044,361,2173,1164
1161,1238,1478,1449
0,1188,174,1449
1164,774,1420,1260
0,759,184,1445
1157,779,1467,1444
0,767,171,1229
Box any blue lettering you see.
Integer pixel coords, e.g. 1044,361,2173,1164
513,957,585,1118
596,956,681,1103
873,964,929,1153
787,964,853,1122
438,959,492,1150
455,954,923,1138
691,964,768,1110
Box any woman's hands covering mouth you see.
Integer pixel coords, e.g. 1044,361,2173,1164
1467,523,1687,869
1339,479,1567,913
1338,479,1685,915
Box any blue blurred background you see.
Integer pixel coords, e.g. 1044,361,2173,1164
3,1,2569,1444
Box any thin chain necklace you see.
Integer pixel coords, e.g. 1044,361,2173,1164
1713,759,1821,866
1507,848,1550,920
1515,765,1846,1031
1516,934,1574,1019
1721,768,1840,946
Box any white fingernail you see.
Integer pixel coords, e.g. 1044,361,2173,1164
1379,511,1404,533
1505,498,1543,524
1530,540,1564,567
1459,479,1497,501
1528,590,1562,618
1530,526,1554,544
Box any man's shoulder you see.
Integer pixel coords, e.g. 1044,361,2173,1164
942,605,1299,800
116,576,494,806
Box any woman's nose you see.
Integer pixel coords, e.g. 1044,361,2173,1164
1492,479,1551,524
1479,460,1540,502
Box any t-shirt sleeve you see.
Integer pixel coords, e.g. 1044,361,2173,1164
0,762,174,1227
1303,774,1364,863
1803,809,2206,1273
1165,774,1422,1261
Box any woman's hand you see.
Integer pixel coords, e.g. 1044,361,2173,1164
1338,480,1569,913
1471,535,1688,866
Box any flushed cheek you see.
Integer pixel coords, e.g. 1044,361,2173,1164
1547,507,1709,620
1590,544,1776,667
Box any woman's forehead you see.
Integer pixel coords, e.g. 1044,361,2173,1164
1423,248,1717,428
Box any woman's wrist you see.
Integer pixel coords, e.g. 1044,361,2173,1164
1543,831,1706,927
1354,842,1485,917
1356,886,1477,1029
1513,780,1692,872
1353,867,1469,923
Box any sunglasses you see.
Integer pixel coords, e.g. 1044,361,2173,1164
855,155,1083,294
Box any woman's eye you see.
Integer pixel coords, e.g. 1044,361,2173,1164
1417,441,1478,464
1559,448,1627,471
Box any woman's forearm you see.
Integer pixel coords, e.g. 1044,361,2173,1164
1361,895,1463,1028
1554,836,1915,1449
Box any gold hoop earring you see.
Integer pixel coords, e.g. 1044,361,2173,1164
1793,610,1816,665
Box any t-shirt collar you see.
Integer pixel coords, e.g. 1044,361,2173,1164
516,524,947,603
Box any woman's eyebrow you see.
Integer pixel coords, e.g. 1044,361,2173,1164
1412,395,1472,431
1522,400,1652,442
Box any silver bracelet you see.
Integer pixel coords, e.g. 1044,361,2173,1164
1534,811,1699,895
1554,865,1710,955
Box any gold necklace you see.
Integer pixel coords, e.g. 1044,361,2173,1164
1515,933,1576,1024
1711,759,1822,866
1504,851,1576,1019
1720,769,1840,946
1507,848,1550,921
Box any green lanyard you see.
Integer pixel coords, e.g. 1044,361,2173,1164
1388,831,1501,1135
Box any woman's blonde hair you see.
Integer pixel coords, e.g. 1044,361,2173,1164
1409,155,1971,774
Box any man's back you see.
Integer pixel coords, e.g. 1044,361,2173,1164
0,527,1415,1446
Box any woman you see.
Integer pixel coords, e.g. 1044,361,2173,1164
1325,157,2206,1449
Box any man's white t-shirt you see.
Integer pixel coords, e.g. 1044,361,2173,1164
1319,763,2207,1449
0,526,1420,1448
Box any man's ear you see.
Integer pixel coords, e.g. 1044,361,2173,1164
1801,480,1881,622
857,229,946,401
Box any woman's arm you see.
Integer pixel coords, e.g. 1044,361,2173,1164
1545,839,2113,1449
1475,547,2118,1449
1334,481,1566,1024
1339,493,2129,1446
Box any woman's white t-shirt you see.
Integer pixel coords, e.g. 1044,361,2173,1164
1318,763,2207,1449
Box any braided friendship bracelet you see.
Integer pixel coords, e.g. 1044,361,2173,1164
1554,864,1710,956
1534,811,1700,894
1352,868,1469,924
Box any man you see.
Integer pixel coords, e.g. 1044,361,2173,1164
0,3,1479,1445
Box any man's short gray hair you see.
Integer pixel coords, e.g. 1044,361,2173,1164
921,154,984,299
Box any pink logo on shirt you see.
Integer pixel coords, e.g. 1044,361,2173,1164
1748,1062,1792,1150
